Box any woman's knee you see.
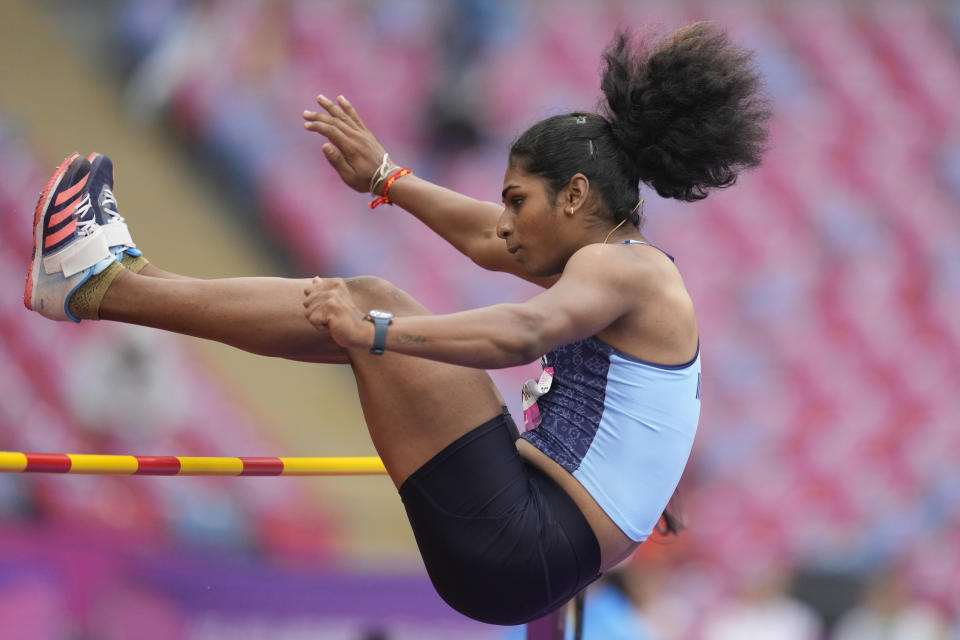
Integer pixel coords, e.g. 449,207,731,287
345,276,429,316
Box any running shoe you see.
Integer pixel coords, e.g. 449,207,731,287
24,153,116,322
87,152,141,259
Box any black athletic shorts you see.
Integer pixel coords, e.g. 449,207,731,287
398,408,602,626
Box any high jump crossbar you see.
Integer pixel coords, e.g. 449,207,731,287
0,451,387,475
0,450,579,638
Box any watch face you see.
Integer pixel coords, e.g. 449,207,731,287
368,309,393,320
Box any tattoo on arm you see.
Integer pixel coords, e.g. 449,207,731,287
394,334,428,345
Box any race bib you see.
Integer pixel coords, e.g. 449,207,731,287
521,365,554,430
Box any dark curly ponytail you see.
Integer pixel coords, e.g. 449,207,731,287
601,22,770,201
509,22,769,220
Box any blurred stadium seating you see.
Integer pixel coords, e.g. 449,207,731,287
2,0,959,636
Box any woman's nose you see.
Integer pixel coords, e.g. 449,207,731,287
496,212,512,239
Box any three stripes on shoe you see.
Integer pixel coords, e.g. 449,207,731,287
45,171,89,250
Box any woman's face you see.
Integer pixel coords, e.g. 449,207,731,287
497,165,573,277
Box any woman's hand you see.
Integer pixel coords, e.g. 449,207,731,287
303,95,390,193
303,277,374,350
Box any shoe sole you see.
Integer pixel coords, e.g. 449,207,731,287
24,152,81,311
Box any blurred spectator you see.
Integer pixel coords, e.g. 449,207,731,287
122,0,219,124
423,0,515,155
114,0,190,74
832,571,951,640
63,325,189,446
702,569,823,640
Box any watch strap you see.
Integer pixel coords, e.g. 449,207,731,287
365,311,394,355
371,317,389,355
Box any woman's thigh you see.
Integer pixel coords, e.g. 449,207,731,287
341,277,508,486
398,410,601,625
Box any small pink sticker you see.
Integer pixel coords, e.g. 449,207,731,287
523,403,542,430
520,367,555,431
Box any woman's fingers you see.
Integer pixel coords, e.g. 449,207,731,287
303,277,326,307
303,277,347,312
303,116,350,148
303,276,320,297
303,108,358,150
301,278,365,348
337,95,367,130
316,94,353,127
304,281,332,328
303,114,350,145
302,109,346,132
306,94,385,192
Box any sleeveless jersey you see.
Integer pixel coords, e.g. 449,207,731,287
520,241,701,541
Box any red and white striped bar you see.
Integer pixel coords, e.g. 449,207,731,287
0,452,387,476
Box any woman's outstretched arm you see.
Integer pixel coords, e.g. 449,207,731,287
303,94,558,288
303,245,644,369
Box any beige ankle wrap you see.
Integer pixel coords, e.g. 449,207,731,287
67,260,125,320
120,253,150,274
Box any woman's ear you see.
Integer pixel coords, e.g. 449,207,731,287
564,173,590,215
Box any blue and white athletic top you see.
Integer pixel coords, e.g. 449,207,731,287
521,241,701,542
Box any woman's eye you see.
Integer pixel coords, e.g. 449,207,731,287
510,197,523,208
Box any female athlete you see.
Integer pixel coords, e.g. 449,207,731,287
24,22,768,625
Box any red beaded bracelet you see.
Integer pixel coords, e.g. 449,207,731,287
369,168,412,209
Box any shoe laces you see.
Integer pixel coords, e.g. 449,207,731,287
74,193,99,238
101,187,126,224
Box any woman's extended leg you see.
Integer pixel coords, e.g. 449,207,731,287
101,268,351,363
98,268,507,485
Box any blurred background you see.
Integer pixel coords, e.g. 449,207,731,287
1,0,959,638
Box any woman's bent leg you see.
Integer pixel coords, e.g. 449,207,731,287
98,270,507,484
92,268,604,620
341,279,508,484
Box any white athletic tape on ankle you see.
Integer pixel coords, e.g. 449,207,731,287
43,228,112,277
102,222,134,248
